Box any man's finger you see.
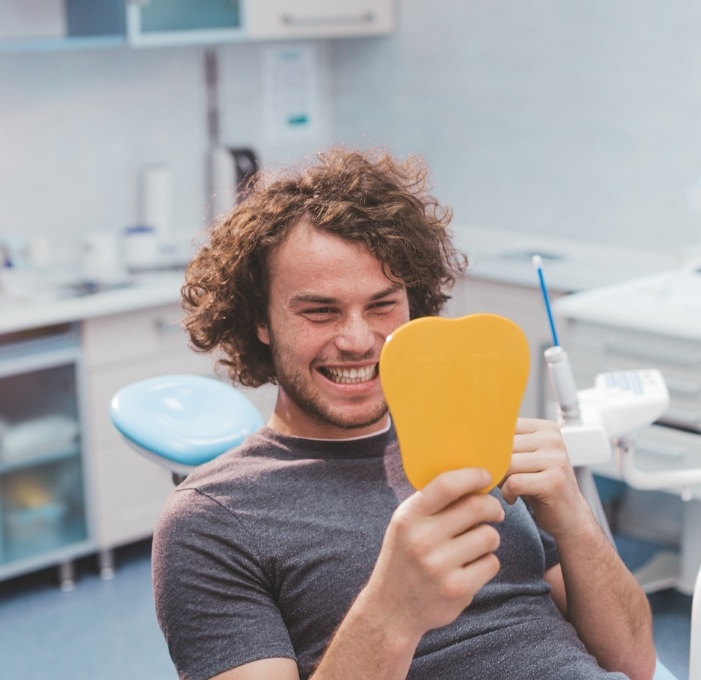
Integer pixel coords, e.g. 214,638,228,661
413,468,493,516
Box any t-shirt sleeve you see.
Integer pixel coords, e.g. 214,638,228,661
537,523,560,571
152,487,296,680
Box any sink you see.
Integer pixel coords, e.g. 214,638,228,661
58,280,135,298
498,249,566,263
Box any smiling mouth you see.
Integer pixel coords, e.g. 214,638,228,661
319,364,378,384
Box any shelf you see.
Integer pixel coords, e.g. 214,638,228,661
0,444,81,476
0,35,126,53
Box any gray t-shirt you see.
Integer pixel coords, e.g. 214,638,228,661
152,426,627,680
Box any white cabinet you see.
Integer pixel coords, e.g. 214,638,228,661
444,276,564,418
0,0,396,51
81,303,213,564
80,302,276,571
246,0,396,40
127,0,396,46
125,0,243,47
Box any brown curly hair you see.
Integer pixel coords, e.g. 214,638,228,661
182,147,467,387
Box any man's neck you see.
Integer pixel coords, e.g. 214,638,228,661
266,411,391,441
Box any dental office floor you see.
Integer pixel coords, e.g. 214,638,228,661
0,534,693,680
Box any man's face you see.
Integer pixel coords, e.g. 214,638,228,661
257,221,410,439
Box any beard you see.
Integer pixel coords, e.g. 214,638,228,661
269,341,389,433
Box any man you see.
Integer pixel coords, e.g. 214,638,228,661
152,148,656,680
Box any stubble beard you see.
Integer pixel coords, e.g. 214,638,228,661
270,345,389,433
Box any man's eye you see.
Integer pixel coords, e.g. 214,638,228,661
371,300,396,311
305,307,335,317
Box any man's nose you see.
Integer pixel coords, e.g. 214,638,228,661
335,315,376,354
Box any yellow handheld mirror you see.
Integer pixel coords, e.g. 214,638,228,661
379,313,530,492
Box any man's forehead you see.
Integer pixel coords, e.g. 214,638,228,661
268,222,378,274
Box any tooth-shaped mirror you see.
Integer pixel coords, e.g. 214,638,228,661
379,313,530,492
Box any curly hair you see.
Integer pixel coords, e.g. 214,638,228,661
182,147,467,387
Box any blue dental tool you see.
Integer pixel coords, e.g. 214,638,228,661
532,254,559,347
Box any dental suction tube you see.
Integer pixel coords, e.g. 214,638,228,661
544,345,582,424
531,256,583,424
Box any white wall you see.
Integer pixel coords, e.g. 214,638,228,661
3,3,701,263
330,0,701,254
0,41,331,266
0,47,205,253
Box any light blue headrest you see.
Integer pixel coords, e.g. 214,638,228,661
109,374,263,467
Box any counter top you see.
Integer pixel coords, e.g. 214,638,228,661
0,271,184,336
0,226,681,336
553,265,701,341
455,226,678,292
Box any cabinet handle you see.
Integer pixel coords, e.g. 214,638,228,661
660,409,701,431
281,12,375,27
604,340,701,367
636,441,688,460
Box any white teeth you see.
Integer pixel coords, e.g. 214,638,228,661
324,365,377,384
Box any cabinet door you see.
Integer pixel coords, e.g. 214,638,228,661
83,304,210,548
87,349,212,548
82,304,276,549
126,0,243,47
0,340,91,579
246,0,396,40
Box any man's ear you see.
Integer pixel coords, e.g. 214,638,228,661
257,323,271,346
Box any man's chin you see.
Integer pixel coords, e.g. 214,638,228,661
323,405,389,433
301,399,389,434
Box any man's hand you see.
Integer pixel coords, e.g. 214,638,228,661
362,468,505,639
499,418,592,538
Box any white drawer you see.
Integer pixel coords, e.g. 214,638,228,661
567,321,701,370
88,437,174,549
81,304,191,369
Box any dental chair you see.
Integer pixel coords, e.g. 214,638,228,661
110,371,700,680
110,374,263,484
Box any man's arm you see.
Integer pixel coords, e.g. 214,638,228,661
211,468,504,680
500,418,656,680
210,657,299,679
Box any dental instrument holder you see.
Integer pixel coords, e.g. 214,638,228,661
545,345,616,467
544,345,687,546
545,346,618,543
547,345,701,496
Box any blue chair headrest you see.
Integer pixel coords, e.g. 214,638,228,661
109,374,263,468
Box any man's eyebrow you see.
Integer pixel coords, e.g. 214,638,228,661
370,283,405,301
290,293,337,305
289,284,404,306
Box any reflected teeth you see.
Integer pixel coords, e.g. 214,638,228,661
324,365,377,384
